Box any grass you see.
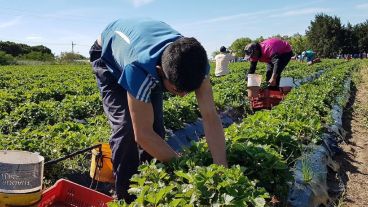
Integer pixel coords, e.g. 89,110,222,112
301,155,314,184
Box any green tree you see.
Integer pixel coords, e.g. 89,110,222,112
21,51,55,61
229,37,252,57
341,22,358,54
289,33,309,55
58,52,87,62
271,34,290,41
0,41,31,56
0,41,53,57
354,20,368,53
306,13,344,58
31,45,53,55
0,51,16,65
254,36,265,43
212,50,220,59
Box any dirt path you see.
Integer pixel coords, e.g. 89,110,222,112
336,64,368,207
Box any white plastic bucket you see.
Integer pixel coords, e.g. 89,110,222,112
247,74,262,87
0,150,44,194
279,77,294,87
0,150,44,206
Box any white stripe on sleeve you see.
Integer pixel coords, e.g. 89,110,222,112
141,78,157,102
114,31,131,44
137,76,150,100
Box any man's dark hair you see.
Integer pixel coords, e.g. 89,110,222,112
244,42,261,58
220,46,226,53
161,37,208,92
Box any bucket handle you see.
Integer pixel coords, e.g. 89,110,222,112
45,143,103,166
90,144,103,189
90,144,114,189
93,145,113,169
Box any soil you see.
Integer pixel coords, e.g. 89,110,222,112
334,65,368,207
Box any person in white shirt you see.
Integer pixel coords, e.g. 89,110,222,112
214,46,235,77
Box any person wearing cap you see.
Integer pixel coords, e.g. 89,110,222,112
89,18,228,202
214,46,235,77
244,38,293,89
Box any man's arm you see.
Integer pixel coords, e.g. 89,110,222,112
270,55,281,86
248,61,257,74
127,93,179,162
195,78,228,167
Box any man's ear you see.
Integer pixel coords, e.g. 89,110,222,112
156,65,165,78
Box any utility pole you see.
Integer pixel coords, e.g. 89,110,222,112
72,41,76,53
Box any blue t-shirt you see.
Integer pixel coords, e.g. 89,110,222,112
304,50,315,60
101,18,182,103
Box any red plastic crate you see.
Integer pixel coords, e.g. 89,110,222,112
37,179,113,207
250,89,289,110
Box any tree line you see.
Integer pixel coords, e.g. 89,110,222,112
0,41,55,64
0,41,87,65
219,13,368,59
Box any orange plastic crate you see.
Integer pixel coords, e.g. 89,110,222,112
250,89,289,110
37,179,113,207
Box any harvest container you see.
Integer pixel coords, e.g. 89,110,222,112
250,89,289,110
247,74,262,98
90,143,114,183
0,150,44,206
37,179,113,207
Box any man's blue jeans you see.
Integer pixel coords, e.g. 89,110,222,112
90,41,165,202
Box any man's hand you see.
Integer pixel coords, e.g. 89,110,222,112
269,75,277,86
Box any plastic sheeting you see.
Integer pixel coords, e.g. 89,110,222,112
288,146,330,207
287,78,351,207
321,133,342,157
327,78,352,141
167,112,235,151
294,70,325,88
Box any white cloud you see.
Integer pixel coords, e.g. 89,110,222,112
178,9,280,28
131,0,155,7
356,3,368,9
177,4,330,29
0,16,22,29
270,8,331,17
42,8,108,24
26,35,43,40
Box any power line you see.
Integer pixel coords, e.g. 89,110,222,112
72,41,76,53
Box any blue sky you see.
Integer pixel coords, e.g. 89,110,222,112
0,0,367,57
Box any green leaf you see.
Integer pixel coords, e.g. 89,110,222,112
155,185,174,204
254,197,266,207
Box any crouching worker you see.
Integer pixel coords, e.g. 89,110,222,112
301,50,320,65
89,18,228,203
244,38,293,89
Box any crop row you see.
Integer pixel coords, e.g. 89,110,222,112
110,60,359,206
0,60,355,205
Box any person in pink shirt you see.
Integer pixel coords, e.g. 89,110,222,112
244,38,293,89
